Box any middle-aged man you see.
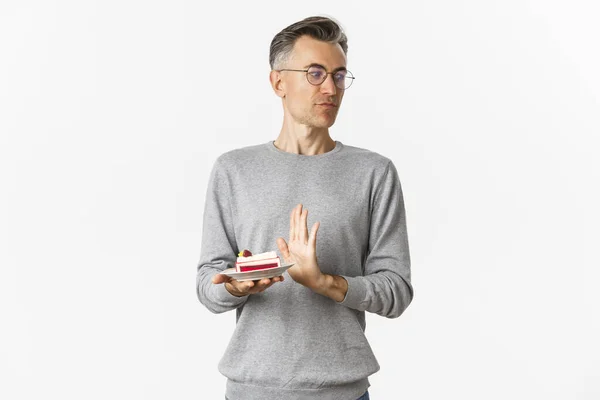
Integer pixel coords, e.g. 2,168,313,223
196,15,414,400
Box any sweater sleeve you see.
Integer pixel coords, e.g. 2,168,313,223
338,160,414,318
196,157,249,313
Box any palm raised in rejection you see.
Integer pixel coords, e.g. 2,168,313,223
276,203,323,289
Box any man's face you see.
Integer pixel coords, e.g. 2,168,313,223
278,35,348,129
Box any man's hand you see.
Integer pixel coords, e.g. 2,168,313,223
212,273,284,297
276,203,324,290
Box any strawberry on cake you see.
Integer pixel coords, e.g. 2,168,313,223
235,249,281,272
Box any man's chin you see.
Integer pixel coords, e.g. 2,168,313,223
314,115,338,128
310,121,336,129
296,114,338,129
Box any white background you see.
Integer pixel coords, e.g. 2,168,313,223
1,1,599,399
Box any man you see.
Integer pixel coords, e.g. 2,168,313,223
196,16,413,400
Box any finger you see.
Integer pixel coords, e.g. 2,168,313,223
263,278,281,290
289,205,297,241
309,221,320,248
252,278,271,292
248,276,283,294
295,204,302,241
300,208,308,243
259,278,272,287
242,280,254,291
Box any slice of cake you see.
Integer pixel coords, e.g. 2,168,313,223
235,250,281,272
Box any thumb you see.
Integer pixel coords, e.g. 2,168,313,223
277,237,292,262
212,273,231,284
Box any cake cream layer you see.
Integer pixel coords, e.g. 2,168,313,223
236,251,277,263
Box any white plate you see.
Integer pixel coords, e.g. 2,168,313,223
220,263,294,281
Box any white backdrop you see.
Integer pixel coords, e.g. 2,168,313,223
1,1,599,399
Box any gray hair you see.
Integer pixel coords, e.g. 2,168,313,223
269,16,348,70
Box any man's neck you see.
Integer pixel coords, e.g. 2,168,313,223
274,128,336,156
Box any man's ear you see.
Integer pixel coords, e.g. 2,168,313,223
269,70,286,98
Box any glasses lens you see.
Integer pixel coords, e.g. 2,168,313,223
305,66,355,89
333,70,348,89
306,66,326,85
337,70,354,89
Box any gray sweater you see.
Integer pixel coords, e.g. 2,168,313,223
196,140,413,400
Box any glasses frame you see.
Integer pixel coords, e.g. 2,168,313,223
276,66,355,90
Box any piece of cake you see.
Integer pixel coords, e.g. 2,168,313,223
235,249,281,272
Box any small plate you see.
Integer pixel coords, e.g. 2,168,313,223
220,262,294,281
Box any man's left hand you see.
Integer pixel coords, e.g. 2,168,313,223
276,203,323,290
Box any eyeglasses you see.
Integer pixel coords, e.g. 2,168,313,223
276,65,355,90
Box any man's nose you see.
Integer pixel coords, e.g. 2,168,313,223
320,73,337,95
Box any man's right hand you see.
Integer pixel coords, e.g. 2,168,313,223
212,273,284,297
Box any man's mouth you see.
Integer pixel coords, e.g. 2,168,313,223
316,103,337,108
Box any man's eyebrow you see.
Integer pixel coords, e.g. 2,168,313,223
303,63,347,72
